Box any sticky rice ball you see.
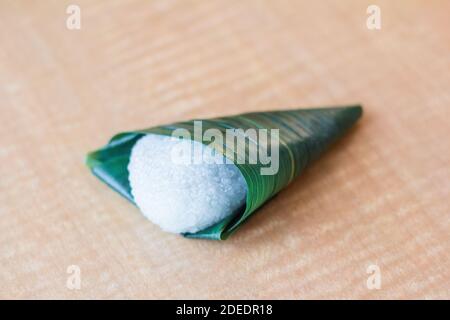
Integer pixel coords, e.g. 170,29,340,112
128,134,247,234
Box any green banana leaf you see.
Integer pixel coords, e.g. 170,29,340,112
86,105,362,240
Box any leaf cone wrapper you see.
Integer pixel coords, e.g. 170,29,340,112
86,105,362,240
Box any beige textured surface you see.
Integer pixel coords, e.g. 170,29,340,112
0,0,449,299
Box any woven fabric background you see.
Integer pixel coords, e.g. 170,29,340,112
0,0,449,298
